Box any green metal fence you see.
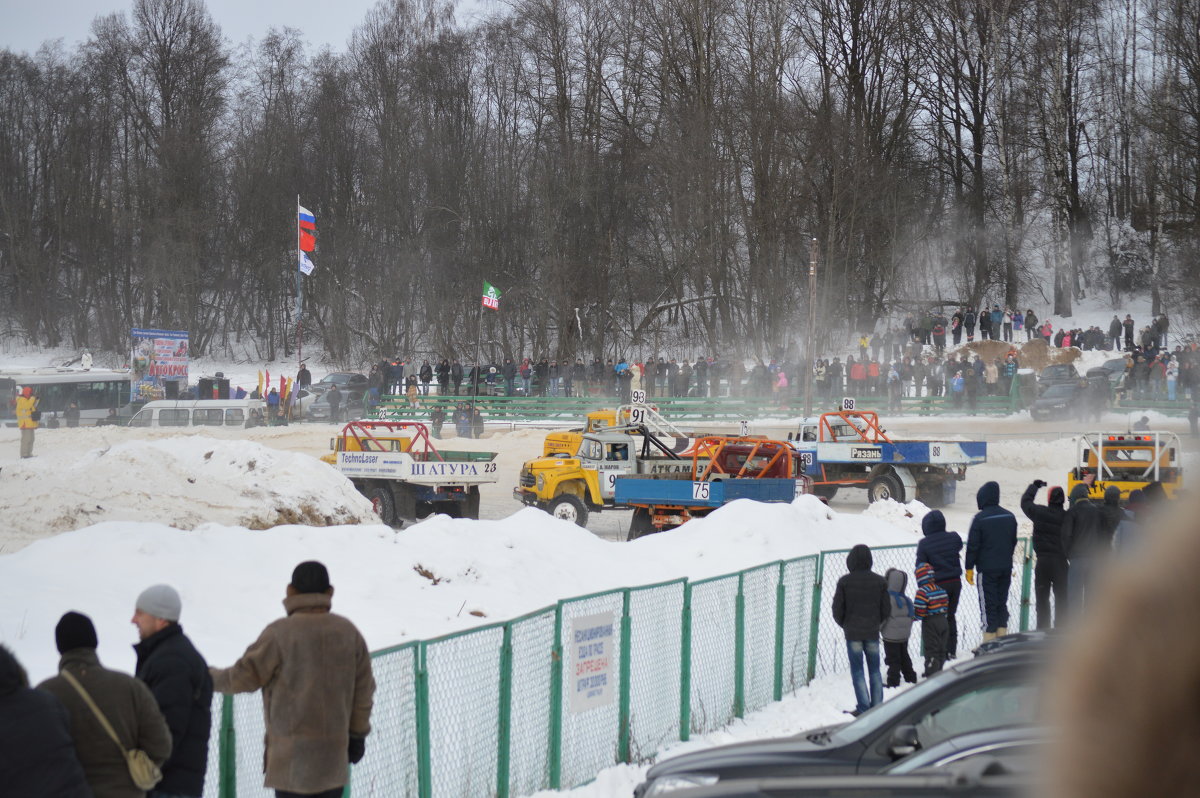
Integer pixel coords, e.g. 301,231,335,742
203,541,1035,797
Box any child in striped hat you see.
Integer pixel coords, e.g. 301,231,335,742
915,562,950,677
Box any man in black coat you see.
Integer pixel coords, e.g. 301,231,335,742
914,510,964,658
132,585,213,798
832,544,891,715
0,644,91,797
965,481,1018,641
1062,483,1112,611
1021,480,1068,630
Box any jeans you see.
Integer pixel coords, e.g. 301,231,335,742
846,639,884,713
1035,553,1069,630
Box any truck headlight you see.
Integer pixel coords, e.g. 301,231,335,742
536,474,545,490
644,774,719,797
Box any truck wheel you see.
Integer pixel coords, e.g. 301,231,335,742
463,487,481,520
627,508,655,541
366,484,397,526
813,484,839,501
547,494,588,527
868,473,904,503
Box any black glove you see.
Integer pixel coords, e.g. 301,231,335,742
348,736,366,764
1032,479,1047,489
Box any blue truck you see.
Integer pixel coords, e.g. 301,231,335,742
614,437,808,538
788,410,987,506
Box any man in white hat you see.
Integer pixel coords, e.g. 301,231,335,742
131,585,213,798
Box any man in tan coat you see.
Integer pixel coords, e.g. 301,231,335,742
38,611,172,798
210,561,375,798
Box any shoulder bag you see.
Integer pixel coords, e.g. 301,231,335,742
60,668,163,790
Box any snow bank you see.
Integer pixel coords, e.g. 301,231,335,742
0,494,915,683
0,436,374,542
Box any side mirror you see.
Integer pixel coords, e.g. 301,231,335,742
888,724,920,759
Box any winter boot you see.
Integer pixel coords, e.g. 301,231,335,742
903,670,918,684
996,627,1008,638
982,631,996,643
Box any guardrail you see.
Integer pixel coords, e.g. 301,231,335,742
201,538,1037,797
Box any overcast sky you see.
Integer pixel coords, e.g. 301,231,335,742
4,0,498,55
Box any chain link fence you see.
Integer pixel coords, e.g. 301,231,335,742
203,544,1032,797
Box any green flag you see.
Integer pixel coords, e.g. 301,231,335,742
482,281,501,310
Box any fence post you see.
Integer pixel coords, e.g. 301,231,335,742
679,581,693,741
218,695,236,798
414,644,433,798
548,603,564,789
773,562,785,702
496,623,514,798
734,572,746,718
806,554,825,683
618,589,633,763
1019,539,1035,632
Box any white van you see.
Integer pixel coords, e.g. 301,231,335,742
127,399,267,429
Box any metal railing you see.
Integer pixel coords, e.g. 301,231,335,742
204,540,1036,797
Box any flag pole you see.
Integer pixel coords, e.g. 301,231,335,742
295,194,303,371
472,297,483,425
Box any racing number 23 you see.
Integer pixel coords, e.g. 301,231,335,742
692,481,711,501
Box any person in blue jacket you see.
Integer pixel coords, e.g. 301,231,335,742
965,481,1019,642
915,509,964,658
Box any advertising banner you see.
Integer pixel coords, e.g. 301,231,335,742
131,328,189,401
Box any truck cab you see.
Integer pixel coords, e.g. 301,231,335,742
1068,431,1182,501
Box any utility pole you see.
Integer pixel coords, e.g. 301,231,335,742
803,237,819,418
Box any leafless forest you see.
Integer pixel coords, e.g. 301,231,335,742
1,0,1197,363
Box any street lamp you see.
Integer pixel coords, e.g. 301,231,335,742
803,237,819,418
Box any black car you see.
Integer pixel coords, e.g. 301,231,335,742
305,389,365,422
1029,382,1082,421
634,651,1044,798
312,371,369,394
645,759,1029,798
1035,364,1081,395
883,725,1047,774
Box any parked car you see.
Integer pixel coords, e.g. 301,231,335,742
882,725,1047,774
1035,363,1081,395
312,371,369,395
306,389,365,422
1029,382,1083,422
634,650,1045,797
646,760,1030,798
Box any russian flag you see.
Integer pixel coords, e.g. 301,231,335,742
298,205,316,231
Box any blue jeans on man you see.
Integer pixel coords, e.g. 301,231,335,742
846,639,884,714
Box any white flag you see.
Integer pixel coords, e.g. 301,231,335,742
299,252,315,275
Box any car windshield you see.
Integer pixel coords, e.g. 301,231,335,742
824,665,965,742
1042,384,1076,398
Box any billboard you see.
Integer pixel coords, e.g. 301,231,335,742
131,328,189,401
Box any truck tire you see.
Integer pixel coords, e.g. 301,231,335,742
812,484,839,501
393,482,417,522
868,472,905,503
547,494,588,527
366,483,397,526
627,508,655,541
463,486,481,520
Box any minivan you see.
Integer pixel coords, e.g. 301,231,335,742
127,399,267,429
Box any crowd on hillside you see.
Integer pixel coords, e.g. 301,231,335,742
358,307,1196,408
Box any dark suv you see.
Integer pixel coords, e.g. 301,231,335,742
634,650,1044,798
1035,364,1081,395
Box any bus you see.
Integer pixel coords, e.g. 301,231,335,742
0,368,134,425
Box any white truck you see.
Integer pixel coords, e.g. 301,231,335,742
322,420,499,525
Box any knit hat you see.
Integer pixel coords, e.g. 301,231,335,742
55,611,98,653
291,561,331,594
136,584,181,622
